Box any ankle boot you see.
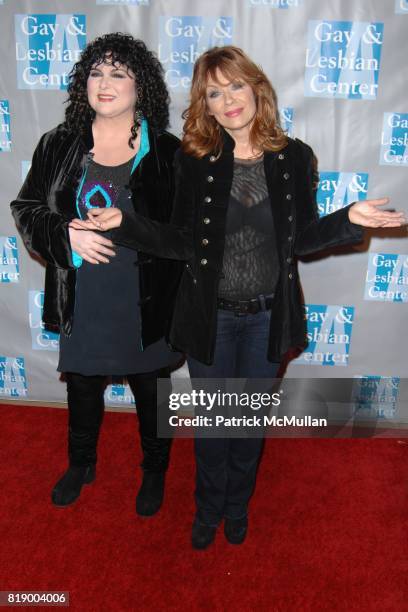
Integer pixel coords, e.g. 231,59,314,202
191,518,217,550
51,465,96,507
224,516,248,545
136,471,165,517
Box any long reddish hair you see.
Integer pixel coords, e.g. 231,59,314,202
181,46,288,158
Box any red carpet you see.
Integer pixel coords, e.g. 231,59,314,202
0,403,406,612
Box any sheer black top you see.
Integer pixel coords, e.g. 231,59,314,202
218,157,279,301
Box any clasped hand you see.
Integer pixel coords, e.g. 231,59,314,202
68,225,116,265
70,208,123,232
68,209,123,265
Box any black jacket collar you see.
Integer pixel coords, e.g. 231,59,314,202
221,128,235,154
218,128,284,159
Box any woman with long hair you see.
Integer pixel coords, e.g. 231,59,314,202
71,46,406,548
11,33,183,516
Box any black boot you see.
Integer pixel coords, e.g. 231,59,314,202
128,370,172,517
191,518,217,550
136,471,165,516
54,373,104,507
51,465,96,507
224,516,248,545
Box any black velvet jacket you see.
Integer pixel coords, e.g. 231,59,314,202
112,131,364,365
10,122,183,348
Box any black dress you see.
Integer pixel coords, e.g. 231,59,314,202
58,157,181,376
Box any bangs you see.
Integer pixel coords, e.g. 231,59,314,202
206,62,247,86
91,50,131,72
202,50,261,91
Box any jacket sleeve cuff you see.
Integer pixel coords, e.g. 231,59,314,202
111,210,135,244
337,203,364,242
111,210,137,247
295,203,364,256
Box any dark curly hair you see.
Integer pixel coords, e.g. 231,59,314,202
65,33,169,147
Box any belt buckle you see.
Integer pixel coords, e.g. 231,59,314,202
236,300,248,315
249,299,260,315
240,299,252,315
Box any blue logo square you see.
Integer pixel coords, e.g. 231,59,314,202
105,382,135,406
0,237,19,283
0,357,28,398
379,113,408,166
0,100,11,152
316,172,369,217
364,253,408,303
279,107,294,136
158,16,233,90
29,290,60,350
15,14,86,90
305,20,384,100
352,376,400,419
293,304,354,366
395,0,408,13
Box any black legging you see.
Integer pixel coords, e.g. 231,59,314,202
66,368,172,472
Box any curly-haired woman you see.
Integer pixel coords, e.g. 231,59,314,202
65,46,406,548
11,33,183,515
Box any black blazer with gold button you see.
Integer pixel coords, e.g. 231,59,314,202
113,130,364,365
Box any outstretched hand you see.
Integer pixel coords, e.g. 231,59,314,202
348,198,407,228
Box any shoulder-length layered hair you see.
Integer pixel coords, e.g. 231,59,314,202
64,33,169,147
181,46,288,158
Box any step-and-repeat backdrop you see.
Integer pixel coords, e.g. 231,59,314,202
0,0,407,411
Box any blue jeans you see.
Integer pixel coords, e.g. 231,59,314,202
188,308,280,526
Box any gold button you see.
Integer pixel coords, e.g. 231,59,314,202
203,217,210,224
286,257,292,263
283,172,290,180
288,272,293,279
288,215,293,222
286,194,292,200
200,258,208,266
278,153,285,160
204,196,212,203
202,238,209,246
207,175,214,183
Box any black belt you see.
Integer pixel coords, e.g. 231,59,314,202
217,294,274,315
